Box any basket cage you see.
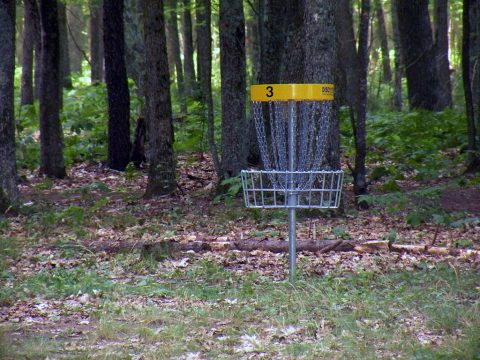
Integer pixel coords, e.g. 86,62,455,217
242,90,344,209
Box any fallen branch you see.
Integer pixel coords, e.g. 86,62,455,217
78,238,480,260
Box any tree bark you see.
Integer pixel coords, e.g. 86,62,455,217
374,0,391,83
395,0,442,111
182,0,196,96
89,0,103,83
165,0,187,114
142,0,177,197
258,0,286,84
20,0,37,106
38,0,66,178
337,0,369,206
434,0,452,109
219,0,247,179
58,2,72,90
103,0,131,171
391,0,402,111
0,0,18,212
124,0,146,98
463,0,480,172
66,4,86,73
196,0,220,176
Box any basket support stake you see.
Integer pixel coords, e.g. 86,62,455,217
288,101,296,282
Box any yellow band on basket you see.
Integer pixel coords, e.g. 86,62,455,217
251,84,334,102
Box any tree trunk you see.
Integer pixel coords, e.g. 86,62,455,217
142,0,176,196
38,0,66,178
464,0,480,172
20,0,37,106
337,0,369,207
58,2,72,90
182,0,196,96
258,0,286,84
196,0,220,176
354,0,370,206
124,0,146,98
374,0,391,83
66,4,86,73
165,0,187,114
89,0,103,83
103,0,131,171
434,0,452,109
0,0,18,212
391,0,402,111
471,0,480,142
280,1,305,83
33,4,41,100
219,0,247,179
395,0,441,111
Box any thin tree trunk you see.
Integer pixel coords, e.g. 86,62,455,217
182,0,196,96
166,0,187,115
196,0,220,176
38,0,66,178
0,0,19,212
58,2,72,90
219,0,247,179
471,0,480,137
435,0,452,109
32,0,41,100
374,0,391,83
353,0,370,207
142,0,177,197
66,4,85,73
337,0,369,207
89,0,103,83
391,0,402,111
103,0,131,171
463,0,480,172
21,0,37,105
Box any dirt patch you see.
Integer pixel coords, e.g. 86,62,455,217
441,186,480,216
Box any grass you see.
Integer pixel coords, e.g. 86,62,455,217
2,258,479,359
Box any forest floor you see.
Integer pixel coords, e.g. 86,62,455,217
1,154,479,359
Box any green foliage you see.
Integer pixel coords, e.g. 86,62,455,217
214,175,243,205
340,109,468,181
359,187,445,226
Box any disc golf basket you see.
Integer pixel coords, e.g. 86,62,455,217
241,84,344,281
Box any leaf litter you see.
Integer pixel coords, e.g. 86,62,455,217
1,154,479,358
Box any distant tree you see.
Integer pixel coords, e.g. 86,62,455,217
89,0,103,82
219,0,247,179
395,0,442,111
124,0,146,98
142,0,176,196
66,4,86,73
337,0,370,206
196,0,220,175
38,0,66,178
103,0,131,171
182,0,196,95
0,0,19,212
391,0,402,110
20,0,39,105
435,0,452,109
374,0,391,83
58,2,72,90
464,0,480,173
165,0,187,114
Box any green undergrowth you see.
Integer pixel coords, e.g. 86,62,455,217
2,258,479,359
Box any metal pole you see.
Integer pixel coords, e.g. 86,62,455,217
287,101,296,282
